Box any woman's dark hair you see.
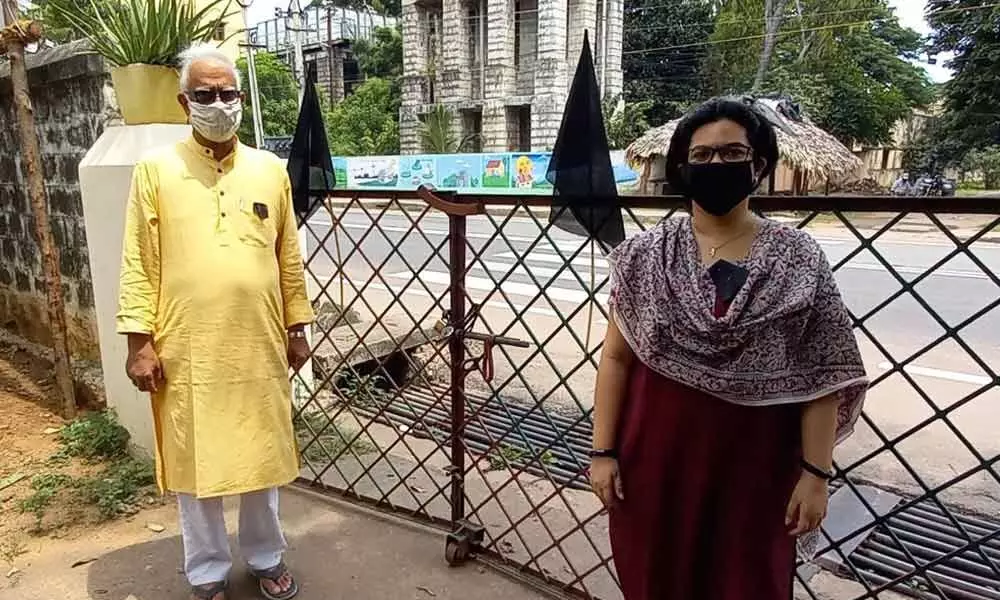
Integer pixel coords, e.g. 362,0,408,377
663,96,780,197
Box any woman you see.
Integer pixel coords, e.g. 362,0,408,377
590,97,868,600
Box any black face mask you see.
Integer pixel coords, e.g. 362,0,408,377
684,162,758,216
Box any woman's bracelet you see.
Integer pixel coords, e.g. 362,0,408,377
589,448,618,459
801,458,834,481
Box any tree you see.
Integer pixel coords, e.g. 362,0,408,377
963,146,1000,189
707,0,932,146
603,95,652,150
352,25,402,80
26,0,116,43
926,0,1000,166
623,0,714,126
325,77,400,155
754,0,792,91
235,52,300,146
307,0,400,20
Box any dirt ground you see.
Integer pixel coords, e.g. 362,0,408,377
0,341,164,583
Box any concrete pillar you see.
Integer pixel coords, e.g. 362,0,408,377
531,0,568,150
602,0,623,100
482,103,510,152
567,0,597,83
401,0,429,153
485,0,516,100
79,124,191,457
441,0,472,103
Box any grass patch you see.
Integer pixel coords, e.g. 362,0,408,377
17,410,156,528
294,410,376,464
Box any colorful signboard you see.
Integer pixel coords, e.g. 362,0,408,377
329,152,638,193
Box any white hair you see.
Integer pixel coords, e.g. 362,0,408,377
178,43,242,92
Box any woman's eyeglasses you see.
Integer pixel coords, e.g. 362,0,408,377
187,88,241,106
688,143,753,165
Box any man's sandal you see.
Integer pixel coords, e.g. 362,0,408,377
250,561,299,600
191,581,228,600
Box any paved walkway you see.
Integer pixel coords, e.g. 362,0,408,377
1,487,551,600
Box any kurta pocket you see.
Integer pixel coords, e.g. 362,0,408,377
237,201,275,248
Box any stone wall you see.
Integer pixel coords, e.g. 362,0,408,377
0,42,116,358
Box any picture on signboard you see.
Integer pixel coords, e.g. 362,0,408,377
348,156,399,188
481,155,511,188
511,153,553,190
437,154,482,190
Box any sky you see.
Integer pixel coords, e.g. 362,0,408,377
242,0,952,83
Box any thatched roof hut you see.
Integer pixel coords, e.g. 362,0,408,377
624,97,866,195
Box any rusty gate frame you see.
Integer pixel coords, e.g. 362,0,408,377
293,188,1000,600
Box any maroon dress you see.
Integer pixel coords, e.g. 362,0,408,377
609,298,804,600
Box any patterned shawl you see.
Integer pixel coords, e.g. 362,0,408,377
609,216,869,442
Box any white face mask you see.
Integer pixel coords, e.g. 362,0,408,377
187,99,243,143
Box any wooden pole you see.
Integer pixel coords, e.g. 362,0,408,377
1,4,77,419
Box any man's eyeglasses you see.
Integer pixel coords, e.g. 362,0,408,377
187,88,241,106
688,143,753,165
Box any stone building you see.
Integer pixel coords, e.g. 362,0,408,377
399,0,623,153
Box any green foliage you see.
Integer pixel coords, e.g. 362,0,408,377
418,104,479,153
57,410,131,461
603,95,653,150
44,0,238,67
486,443,556,471
18,411,155,527
27,0,118,43
293,410,375,464
19,474,72,526
236,52,300,146
307,0,401,19
352,26,403,80
963,146,1000,189
623,0,714,125
705,0,932,146
325,78,400,155
926,0,1000,166
75,457,157,520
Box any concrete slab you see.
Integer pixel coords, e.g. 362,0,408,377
0,486,551,600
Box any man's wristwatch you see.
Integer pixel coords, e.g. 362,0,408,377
287,330,307,340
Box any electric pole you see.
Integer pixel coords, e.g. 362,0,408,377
290,0,306,107
237,0,265,147
1,0,77,418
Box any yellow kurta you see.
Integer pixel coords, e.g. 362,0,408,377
116,137,314,498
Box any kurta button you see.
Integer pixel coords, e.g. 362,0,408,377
221,212,227,217
220,190,225,196
217,168,223,174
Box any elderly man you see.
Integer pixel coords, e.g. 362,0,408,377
117,43,313,600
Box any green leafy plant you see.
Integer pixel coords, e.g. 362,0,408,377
45,0,238,67
418,104,479,154
19,473,72,528
75,457,156,520
293,410,376,464
56,410,131,461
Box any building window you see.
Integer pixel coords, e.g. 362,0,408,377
881,148,891,171
213,22,227,42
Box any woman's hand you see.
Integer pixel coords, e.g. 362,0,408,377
785,473,829,536
590,457,624,508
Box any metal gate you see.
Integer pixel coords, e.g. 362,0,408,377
293,189,1000,600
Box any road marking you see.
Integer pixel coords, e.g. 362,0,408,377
838,263,990,280
316,220,597,251
471,260,609,285
388,270,611,306
308,273,606,324
876,361,992,386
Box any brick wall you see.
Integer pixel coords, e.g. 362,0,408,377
0,42,116,358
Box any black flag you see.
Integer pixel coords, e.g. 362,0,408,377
545,30,625,253
287,62,336,224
